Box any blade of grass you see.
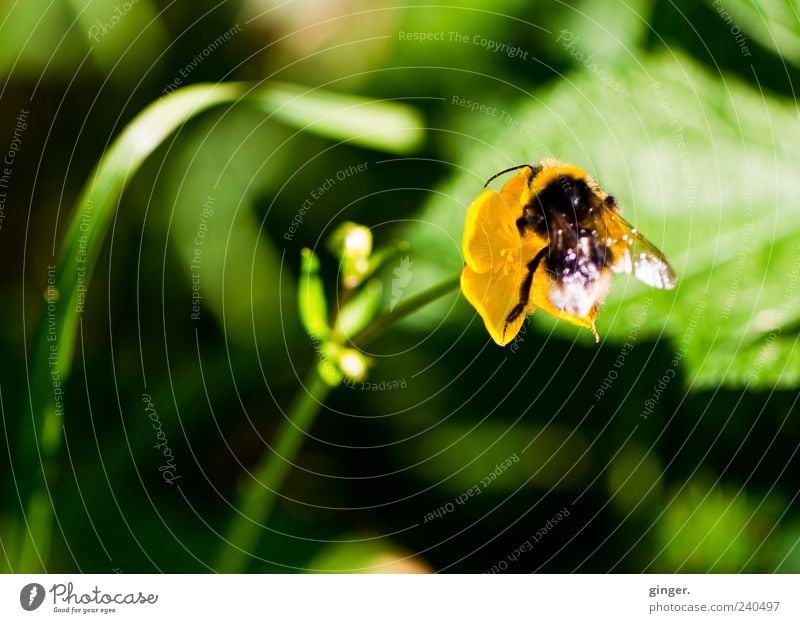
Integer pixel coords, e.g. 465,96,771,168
19,82,246,572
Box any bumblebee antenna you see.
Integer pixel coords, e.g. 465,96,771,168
483,164,536,188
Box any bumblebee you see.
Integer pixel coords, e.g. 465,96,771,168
460,159,676,345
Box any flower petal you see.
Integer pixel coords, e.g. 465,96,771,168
462,189,519,274
498,165,534,206
461,263,534,346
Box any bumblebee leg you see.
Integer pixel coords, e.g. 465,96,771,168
503,246,549,339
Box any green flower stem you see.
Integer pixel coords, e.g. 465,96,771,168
217,274,461,572
353,274,461,346
216,365,331,573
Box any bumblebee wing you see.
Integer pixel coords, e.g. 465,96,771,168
601,210,676,289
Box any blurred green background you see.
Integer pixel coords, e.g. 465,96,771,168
2,0,800,573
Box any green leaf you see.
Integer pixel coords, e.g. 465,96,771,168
363,240,411,283
249,81,425,154
707,0,800,65
317,358,344,387
653,476,786,571
327,222,374,289
333,279,383,341
0,0,85,79
299,248,330,342
160,105,294,349
403,50,800,388
550,0,655,66
308,539,430,573
396,421,592,494
66,0,168,78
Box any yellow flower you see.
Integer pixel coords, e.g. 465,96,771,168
460,170,597,345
